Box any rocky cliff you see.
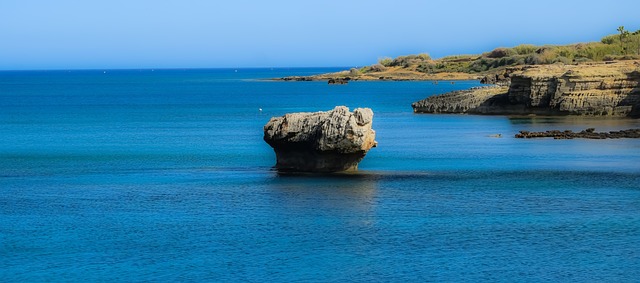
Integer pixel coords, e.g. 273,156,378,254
263,106,377,172
413,61,640,117
411,86,515,114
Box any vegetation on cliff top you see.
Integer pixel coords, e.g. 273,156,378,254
361,27,640,75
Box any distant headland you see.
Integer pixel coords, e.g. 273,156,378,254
276,27,640,83
277,28,640,117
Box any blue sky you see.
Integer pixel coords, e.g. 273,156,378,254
1,0,639,70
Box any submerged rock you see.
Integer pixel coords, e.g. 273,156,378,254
515,128,640,139
263,106,377,172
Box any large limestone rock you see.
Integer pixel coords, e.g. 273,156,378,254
509,63,640,116
413,61,640,116
264,106,377,172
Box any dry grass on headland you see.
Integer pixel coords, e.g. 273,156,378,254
276,27,640,82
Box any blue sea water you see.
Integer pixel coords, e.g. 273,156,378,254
1,68,640,282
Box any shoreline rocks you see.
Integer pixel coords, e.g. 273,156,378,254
263,106,377,172
413,61,640,117
411,86,518,114
328,78,349,84
281,76,313,81
515,128,640,139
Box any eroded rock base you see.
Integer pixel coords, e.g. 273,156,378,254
272,149,365,172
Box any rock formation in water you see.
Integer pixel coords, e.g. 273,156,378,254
413,61,640,117
263,106,377,172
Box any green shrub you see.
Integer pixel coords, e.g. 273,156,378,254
485,48,515,58
365,64,386,73
553,56,572,64
575,42,622,61
512,44,538,55
525,55,543,65
378,57,393,67
388,54,431,67
601,35,617,44
554,46,576,60
417,53,431,60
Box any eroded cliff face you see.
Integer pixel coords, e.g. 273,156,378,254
263,106,377,172
413,61,640,117
509,62,640,116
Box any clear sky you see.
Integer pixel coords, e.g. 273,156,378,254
1,0,639,70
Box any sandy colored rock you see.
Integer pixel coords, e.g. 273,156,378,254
413,61,640,116
263,106,377,172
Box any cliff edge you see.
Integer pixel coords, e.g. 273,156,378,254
412,61,640,117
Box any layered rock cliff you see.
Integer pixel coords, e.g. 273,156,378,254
263,106,377,172
413,61,640,117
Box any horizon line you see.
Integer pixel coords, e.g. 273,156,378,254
0,66,357,72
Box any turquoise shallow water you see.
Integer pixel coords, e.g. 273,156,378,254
1,68,640,281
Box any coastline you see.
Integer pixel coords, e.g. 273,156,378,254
412,60,640,117
271,60,640,118
273,66,480,82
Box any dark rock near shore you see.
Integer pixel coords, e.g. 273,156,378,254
328,78,349,84
515,128,640,139
480,69,514,85
412,86,520,114
263,106,377,172
281,76,313,81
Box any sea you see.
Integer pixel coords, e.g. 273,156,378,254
1,68,639,282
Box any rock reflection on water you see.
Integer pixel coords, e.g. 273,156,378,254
266,171,435,215
267,171,381,215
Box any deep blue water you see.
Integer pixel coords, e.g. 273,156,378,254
1,68,640,282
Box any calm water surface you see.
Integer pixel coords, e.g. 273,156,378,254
1,68,639,281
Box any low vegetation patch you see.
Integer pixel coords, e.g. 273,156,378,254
360,27,640,75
